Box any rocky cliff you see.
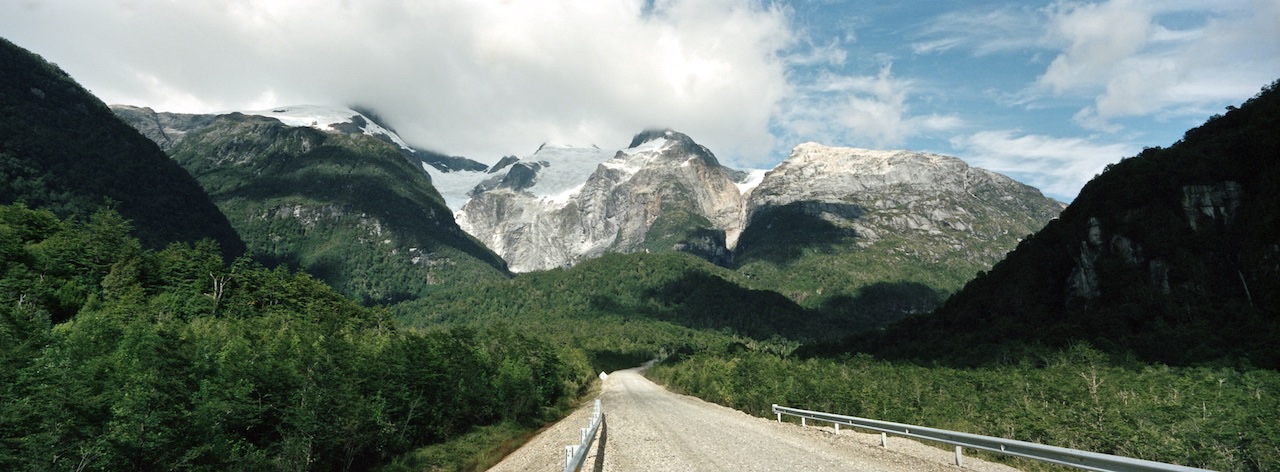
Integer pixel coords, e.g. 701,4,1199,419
458,130,749,272
732,143,1063,329
741,143,1061,263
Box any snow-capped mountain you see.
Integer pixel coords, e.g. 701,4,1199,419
422,143,615,212
454,129,1064,274
242,105,413,150
458,129,754,272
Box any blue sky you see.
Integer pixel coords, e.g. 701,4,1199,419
2,0,1277,201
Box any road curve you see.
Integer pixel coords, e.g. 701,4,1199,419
490,367,1021,471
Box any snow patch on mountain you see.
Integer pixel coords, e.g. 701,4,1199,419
735,169,768,195
516,145,615,202
243,105,413,151
604,137,672,181
422,165,489,212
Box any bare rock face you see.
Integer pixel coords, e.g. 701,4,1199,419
740,143,1064,264
109,105,217,150
458,130,746,272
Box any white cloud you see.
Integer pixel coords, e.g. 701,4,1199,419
951,130,1137,200
1038,0,1280,131
911,6,1046,56
774,65,962,152
0,0,796,164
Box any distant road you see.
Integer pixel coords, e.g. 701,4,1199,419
489,367,1021,471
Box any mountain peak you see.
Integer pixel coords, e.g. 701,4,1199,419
628,128,676,149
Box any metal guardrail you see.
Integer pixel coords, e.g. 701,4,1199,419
772,404,1212,472
563,399,604,472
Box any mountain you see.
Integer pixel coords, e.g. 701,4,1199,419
827,81,1280,369
734,143,1064,329
0,37,245,258
112,105,510,304
457,130,1062,331
458,129,750,272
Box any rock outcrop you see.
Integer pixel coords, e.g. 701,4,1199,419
741,143,1062,263
458,130,748,272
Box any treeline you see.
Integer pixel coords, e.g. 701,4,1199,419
0,204,591,471
648,346,1280,471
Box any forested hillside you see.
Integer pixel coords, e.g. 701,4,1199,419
0,37,245,259
156,112,510,304
395,252,806,370
0,204,590,470
822,81,1280,369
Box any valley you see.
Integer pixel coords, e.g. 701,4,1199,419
2,33,1277,472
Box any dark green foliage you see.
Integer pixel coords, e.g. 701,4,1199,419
839,81,1280,369
0,36,245,260
649,346,1280,471
395,252,815,368
161,112,509,304
0,205,588,471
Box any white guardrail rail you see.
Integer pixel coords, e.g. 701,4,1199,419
563,399,604,472
772,404,1213,472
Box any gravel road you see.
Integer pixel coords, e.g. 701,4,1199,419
489,366,1022,471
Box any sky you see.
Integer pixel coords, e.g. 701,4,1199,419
2,0,1277,201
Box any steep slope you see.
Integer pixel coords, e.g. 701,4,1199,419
835,81,1280,368
734,144,1064,329
113,106,509,304
0,37,245,258
459,130,747,272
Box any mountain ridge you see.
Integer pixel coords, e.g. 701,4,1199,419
0,37,245,259
112,105,511,304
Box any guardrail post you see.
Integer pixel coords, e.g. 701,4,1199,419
772,403,1215,471
565,445,576,471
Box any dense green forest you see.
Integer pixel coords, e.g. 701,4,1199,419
0,37,245,260
0,204,590,471
394,250,951,356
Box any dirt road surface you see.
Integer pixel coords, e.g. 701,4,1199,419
489,367,1022,471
